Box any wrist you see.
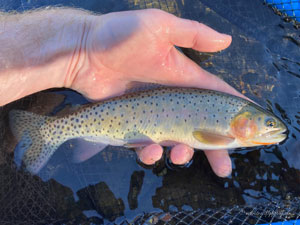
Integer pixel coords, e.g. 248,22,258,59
0,8,94,106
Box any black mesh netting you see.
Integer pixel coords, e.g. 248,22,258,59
1,0,300,224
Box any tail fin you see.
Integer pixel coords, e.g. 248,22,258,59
9,110,61,174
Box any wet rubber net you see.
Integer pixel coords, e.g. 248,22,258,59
1,144,300,225
264,0,300,24
1,0,300,224
130,201,300,225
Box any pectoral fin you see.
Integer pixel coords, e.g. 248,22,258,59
192,130,235,146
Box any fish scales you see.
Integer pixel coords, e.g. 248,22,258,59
9,87,287,174
43,88,246,147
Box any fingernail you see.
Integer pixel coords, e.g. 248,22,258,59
213,33,232,43
221,33,232,39
216,164,232,177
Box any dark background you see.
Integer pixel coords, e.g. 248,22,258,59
0,0,299,224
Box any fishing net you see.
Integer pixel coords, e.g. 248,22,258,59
1,0,300,224
264,0,300,25
129,199,300,225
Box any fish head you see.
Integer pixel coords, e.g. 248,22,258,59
230,103,287,146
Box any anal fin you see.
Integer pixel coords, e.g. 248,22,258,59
70,139,108,163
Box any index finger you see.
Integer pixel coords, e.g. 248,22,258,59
138,9,232,52
167,18,232,53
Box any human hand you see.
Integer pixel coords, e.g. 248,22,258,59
0,8,241,177
65,9,243,177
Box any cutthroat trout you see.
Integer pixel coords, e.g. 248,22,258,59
9,87,287,174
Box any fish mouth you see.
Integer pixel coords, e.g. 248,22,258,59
251,128,287,145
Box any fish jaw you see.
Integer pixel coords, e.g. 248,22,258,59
250,128,287,146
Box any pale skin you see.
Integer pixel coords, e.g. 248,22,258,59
0,8,246,177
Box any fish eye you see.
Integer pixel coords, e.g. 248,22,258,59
265,118,276,127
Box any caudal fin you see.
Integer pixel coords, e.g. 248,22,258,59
9,110,61,174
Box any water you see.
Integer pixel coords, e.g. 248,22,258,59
0,0,300,224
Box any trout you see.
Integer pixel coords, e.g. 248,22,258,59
9,87,287,174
